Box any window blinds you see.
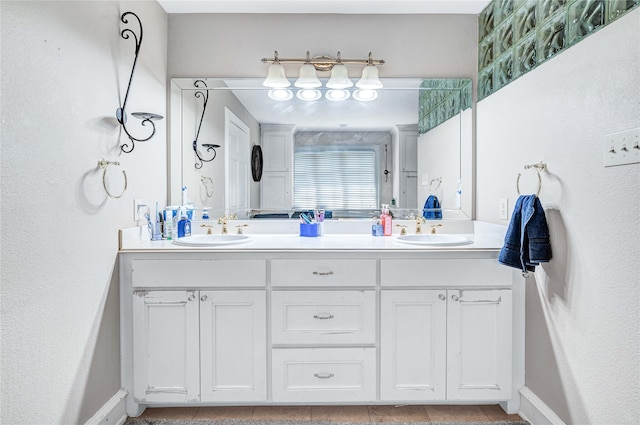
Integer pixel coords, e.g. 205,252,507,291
294,149,378,209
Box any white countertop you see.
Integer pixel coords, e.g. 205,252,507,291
119,220,507,253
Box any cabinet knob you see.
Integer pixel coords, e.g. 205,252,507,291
438,294,446,300
314,372,335,379
451,294,459,301
187,293,196,302
313,313,334,320
201,295,208,302
312,271,334,276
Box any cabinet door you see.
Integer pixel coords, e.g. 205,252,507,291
200,291,267,402
380,290,447,401
132,290,200,403
447,289,512,400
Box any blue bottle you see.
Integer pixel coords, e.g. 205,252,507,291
177,206,191,238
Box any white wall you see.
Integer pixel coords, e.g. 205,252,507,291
476,9,640,425
167,13,478,79
0,1,167,423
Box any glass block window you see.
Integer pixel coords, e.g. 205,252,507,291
293,148,378,209
478,0,640,100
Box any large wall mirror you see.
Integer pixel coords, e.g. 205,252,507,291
169,78,472,220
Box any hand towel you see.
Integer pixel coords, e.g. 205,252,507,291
499,195,552,275
423,195,442,219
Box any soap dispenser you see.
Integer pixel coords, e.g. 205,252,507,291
381,204,392,236
177,206,191,238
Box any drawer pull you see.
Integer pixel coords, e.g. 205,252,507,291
314,372,335,379
313,313,335,320
313,271,334,276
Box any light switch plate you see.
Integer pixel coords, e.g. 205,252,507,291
604,128,640,167
134,199,143,221
421,173,429,186
499,198,509,220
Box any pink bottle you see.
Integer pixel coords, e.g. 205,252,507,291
381,204,392,236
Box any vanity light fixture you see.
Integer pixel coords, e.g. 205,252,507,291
116,12,163,153
261,50,384,101
192,79,220,169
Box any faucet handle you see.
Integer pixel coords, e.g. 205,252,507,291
200,224,214,235
430,223,443,234
236,224,249,235
395,224,407,235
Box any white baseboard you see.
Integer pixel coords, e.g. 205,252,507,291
519,386,566,425
85,389,128,425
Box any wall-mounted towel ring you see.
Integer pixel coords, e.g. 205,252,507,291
517,161,546,196
98,158,127,198
201,175,214,198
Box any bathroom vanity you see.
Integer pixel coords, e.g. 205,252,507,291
119,222,524,417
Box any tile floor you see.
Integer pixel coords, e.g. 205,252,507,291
136,404,526,423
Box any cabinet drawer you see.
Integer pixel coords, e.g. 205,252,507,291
272,291,376,345
271,348,376,402
131,259,266,288
380,259,512,287
271,259,376,287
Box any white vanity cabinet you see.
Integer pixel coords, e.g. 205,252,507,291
120,249,523,416
380,290,447,401
380,289,512,402
270,257,378,403
131,289,267,404
132,290,200,403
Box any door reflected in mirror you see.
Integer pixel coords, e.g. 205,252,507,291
170,78,472,220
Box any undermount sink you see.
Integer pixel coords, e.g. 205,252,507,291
172,234,252,247
394,234,473,246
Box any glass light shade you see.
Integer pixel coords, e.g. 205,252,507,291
263,63,290,88
296,89,322,101
326,64,353,89
353,89,379,102
268,88,293,101
294,63,322,88
356,65,383,89
325,89,351,101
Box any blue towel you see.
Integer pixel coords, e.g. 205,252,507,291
423,195,442,219
499,195,552,275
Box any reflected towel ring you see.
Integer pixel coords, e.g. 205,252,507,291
98,158,127,198
201,175,214,198
429,177,442,194
516,161,546,197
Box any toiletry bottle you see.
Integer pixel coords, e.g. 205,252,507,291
163,207,173,239
177,206,191,238
381,204,392,236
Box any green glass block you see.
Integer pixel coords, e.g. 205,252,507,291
478,67,494,100
494,52,514,91
536,13,565,62
479,35,495,70
495,19,514,57
514,0,537,42
567,0,605,45
494,0,515,25
513,33,537,77
479,4,495,40
537,0,567,24
607,0,640,22
461,80,472,110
